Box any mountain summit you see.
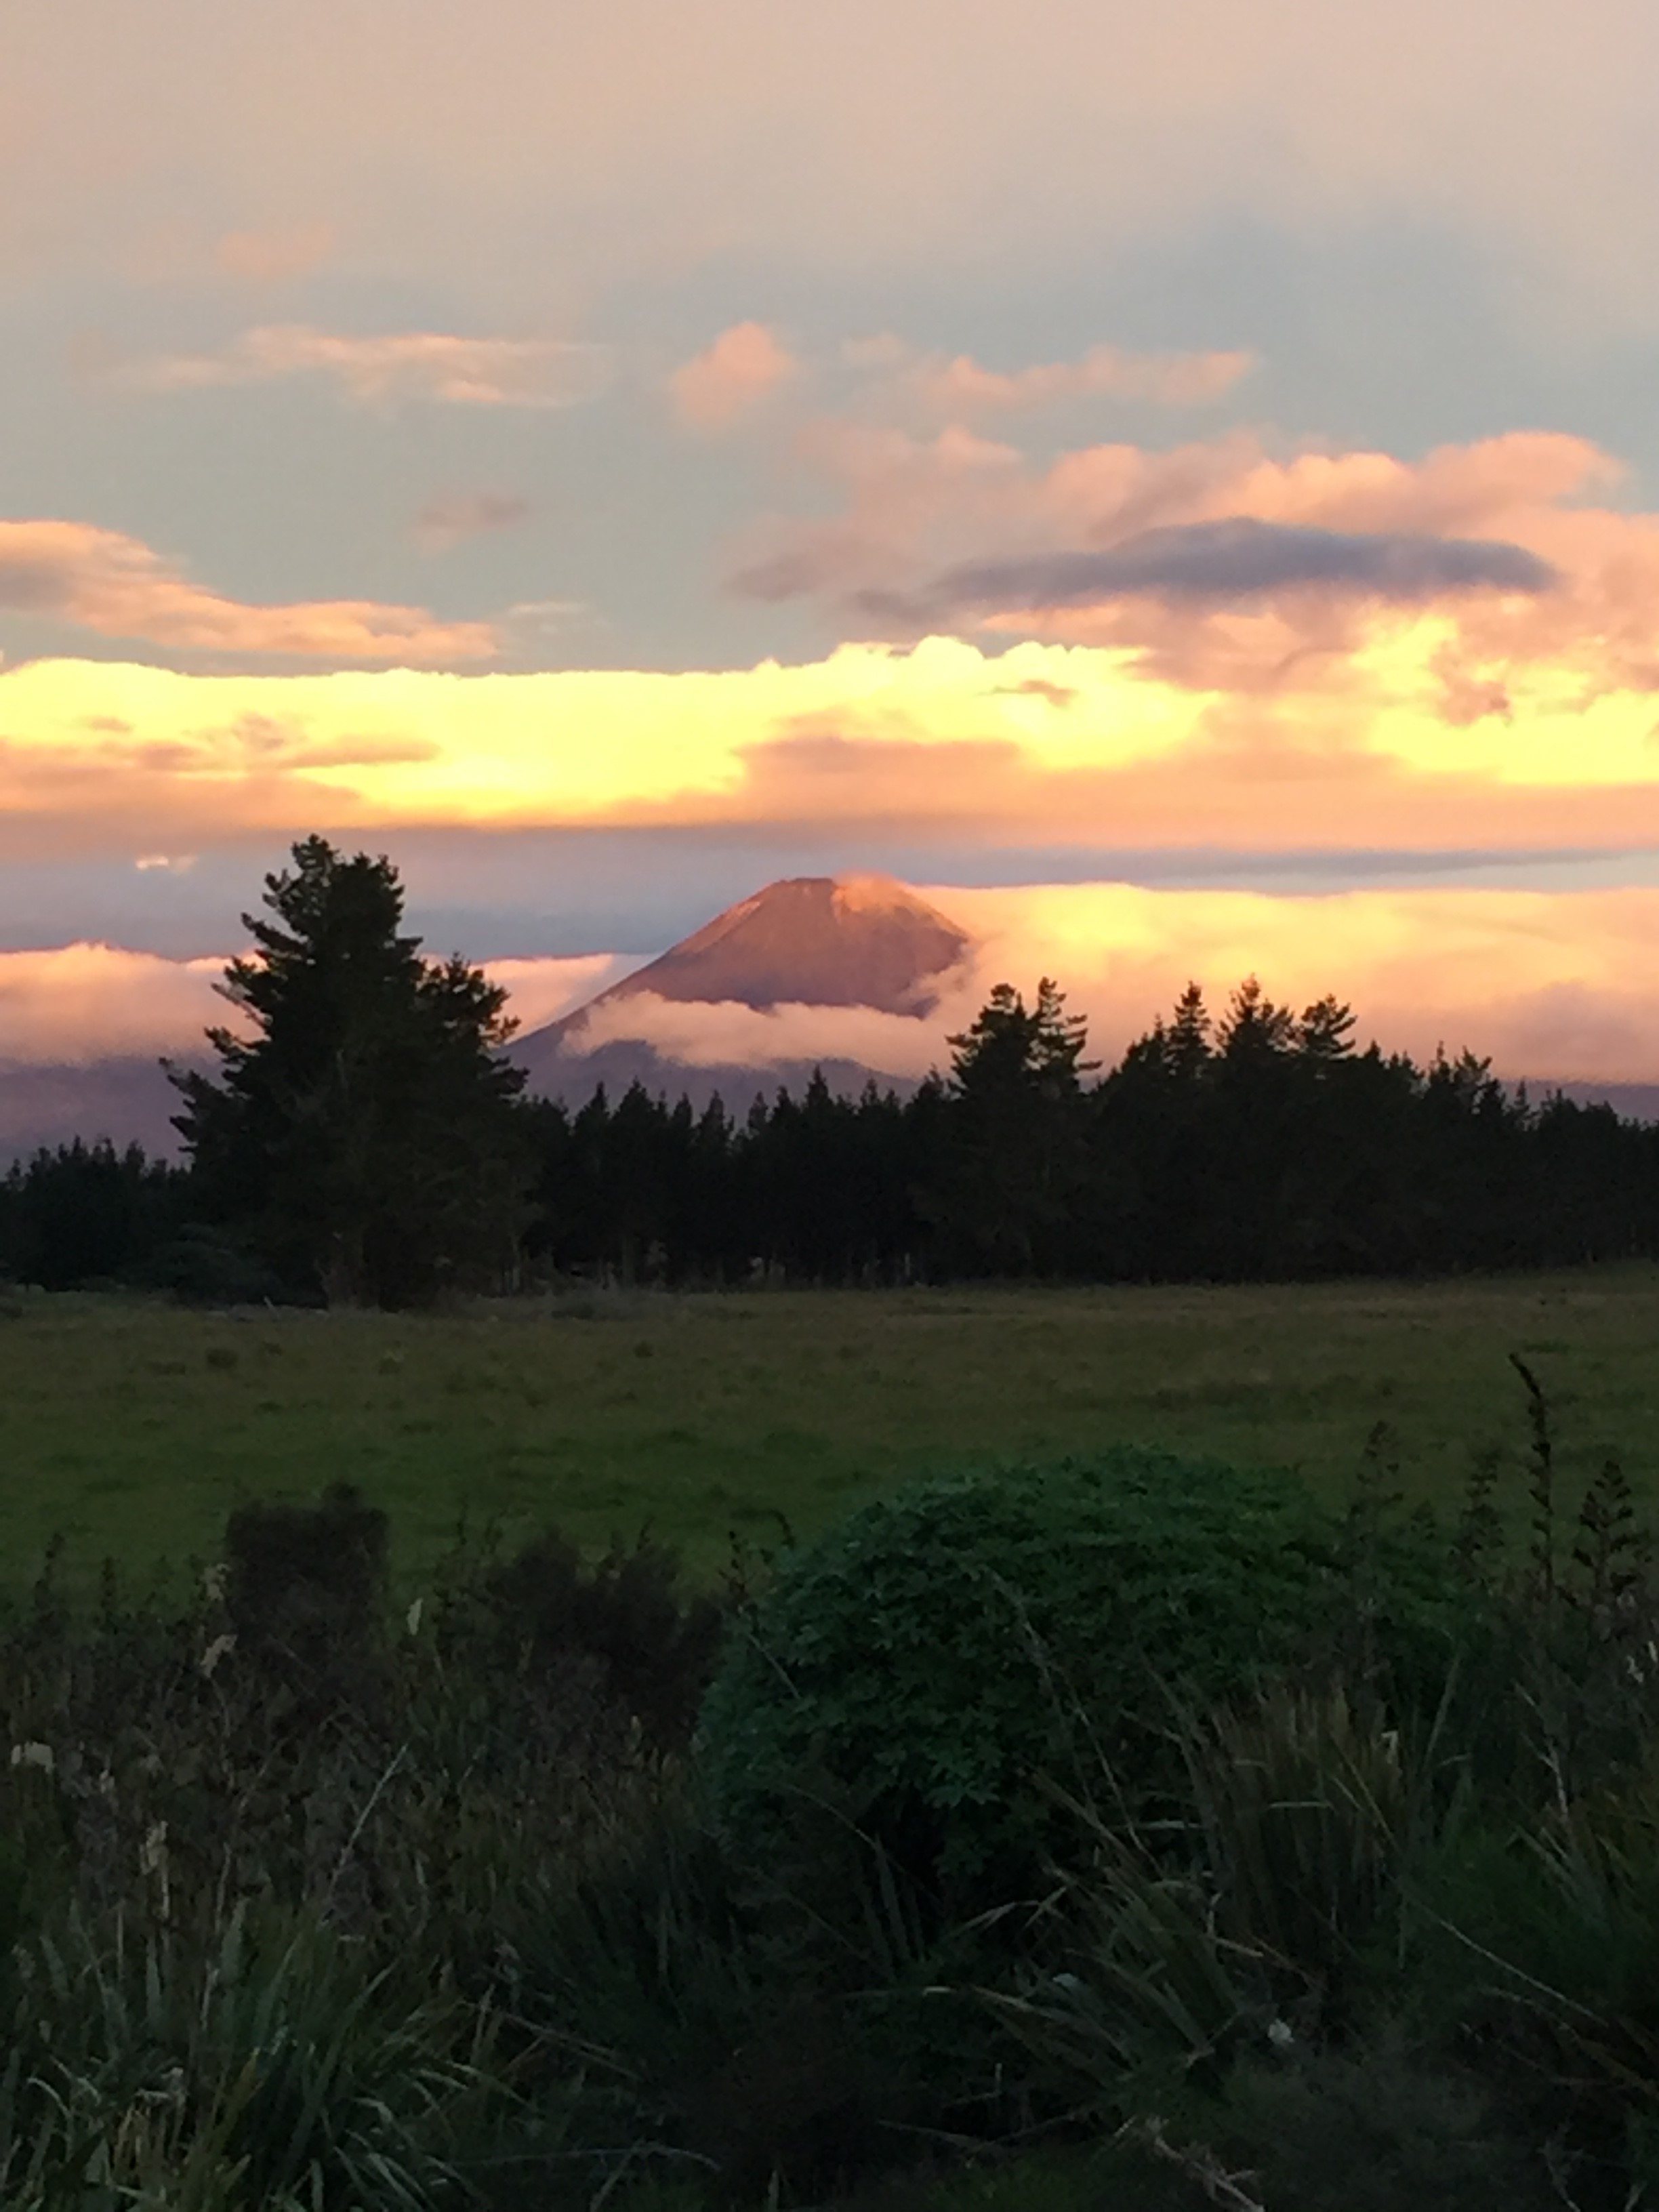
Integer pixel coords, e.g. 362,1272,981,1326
513,874,973,1105
582,874,969,1019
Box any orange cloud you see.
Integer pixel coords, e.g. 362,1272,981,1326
121,327,606,407
9,623,1659,863
670,323,798,430
0,521,495,661
730,422,1659,702
939,882,1659,1084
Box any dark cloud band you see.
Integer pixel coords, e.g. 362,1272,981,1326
860,516,1560,623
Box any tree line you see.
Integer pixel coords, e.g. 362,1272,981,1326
2,837,1655,1301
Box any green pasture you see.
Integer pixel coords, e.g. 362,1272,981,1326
2,1267,1658,1593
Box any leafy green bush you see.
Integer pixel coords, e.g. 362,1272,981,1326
699,1450,1365,1897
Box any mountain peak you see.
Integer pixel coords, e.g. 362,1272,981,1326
514,874,973,1099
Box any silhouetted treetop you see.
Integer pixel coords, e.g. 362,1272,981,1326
168,836,533,1307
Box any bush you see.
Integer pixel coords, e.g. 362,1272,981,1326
472,1530,724,1750
699,1449,1365,1900
0,1897,502,2212
225,1481,390,1711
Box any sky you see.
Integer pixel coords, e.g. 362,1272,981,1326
8,0,1659,1083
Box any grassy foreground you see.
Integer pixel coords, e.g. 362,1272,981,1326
2,1265,1658,1589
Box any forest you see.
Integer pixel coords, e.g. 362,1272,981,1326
1,837,1653,1303
2,972,1653,1300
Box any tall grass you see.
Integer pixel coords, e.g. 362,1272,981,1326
5,1360,1659,2205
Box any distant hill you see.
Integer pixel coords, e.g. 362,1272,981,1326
512,873,972,1107
0,1057,198,1164
1531,1080,1659,1123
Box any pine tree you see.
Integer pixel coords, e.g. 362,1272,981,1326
1297,994,1358,1063
1165,981,1213,1080
1217,974,1298,1062
169,836,532,1307
930,979,1096,1272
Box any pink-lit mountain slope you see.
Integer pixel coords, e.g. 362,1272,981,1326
512,874,972,1107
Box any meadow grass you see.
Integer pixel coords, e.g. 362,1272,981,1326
2,1265,1657,1593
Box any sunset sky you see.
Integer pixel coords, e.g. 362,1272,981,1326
9,1,1659,1080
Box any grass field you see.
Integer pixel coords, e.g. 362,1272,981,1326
3,1266,1658,1593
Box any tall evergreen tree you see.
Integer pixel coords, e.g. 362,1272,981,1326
930,979,1095,1272
169,836,533,1307
1297,993,1357,1063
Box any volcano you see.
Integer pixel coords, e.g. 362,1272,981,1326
513,874,973,1107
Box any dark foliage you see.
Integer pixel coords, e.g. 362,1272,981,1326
471,1528,724,1748
504,975,1659,1287
224,1480,391,1706
169,834,535,1307
700,1450,1391,1904
12,958,1659,1296
7,1366,1659,2204
0,1138,191,1290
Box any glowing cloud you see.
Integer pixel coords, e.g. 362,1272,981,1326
0,945,228,1065
670,323,798,430
9,615,1659,863
0,521,495,661
549,882,1659,1087
0,949,637,1067
15,883,1659,1088
730,424,1639,689
938,882,1659,1085
121,327,606,407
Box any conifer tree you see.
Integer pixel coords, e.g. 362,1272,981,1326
930,978,1095,1271
169,836,532,1307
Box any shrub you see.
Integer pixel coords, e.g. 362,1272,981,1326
225,1482,388,1654
0,1897,503,2212
698,1449,1362,1899
470,1530,724,1751
224,1481,390,1715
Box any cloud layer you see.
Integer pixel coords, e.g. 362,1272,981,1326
121,328,605,409
22,883,1659,1086
0,946,633,1066
11,520,1659,865
872,339,1256,419
0,523,495,661
732,422,1625,655
864,518,1559,626
14,0,1659,335
556,880,1659,1086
